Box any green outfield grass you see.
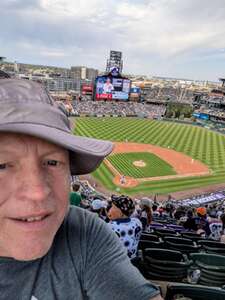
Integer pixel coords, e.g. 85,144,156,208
108,152,176,178
73,117,225,195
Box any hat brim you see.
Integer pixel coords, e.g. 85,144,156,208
0,123,113,175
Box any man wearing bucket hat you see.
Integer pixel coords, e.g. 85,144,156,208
0,79,162,299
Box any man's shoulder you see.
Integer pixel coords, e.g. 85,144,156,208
55,207,106,256
65,206,97,226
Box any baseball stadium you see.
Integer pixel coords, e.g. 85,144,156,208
73,117,225,197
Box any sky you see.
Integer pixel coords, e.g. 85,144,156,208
1,0,225,81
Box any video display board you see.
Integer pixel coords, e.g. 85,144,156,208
95,76,131,100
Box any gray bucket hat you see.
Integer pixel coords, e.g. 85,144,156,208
0,79,113,175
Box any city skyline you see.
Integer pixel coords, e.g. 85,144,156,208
1,0,225,82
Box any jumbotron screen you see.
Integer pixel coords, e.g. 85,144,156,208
95,76,131,100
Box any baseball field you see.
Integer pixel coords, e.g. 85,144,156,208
73,117,225,195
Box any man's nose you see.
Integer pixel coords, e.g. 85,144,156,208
19,166,51,202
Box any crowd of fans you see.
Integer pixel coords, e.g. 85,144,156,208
195,106,225,119
71,100,166,119
143,86,194,104
69,180,225,262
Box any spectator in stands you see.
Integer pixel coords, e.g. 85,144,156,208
194,207,211,237
152,202,160,217
108,195,143,259
0,79,162,300
174,206,186,221
70,182,82,206
220,213,225,243
139,198,153,232
183,209,195,230
221,213,225,231
208,210,223,240
90,199,108,221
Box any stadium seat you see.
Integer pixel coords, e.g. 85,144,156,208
152,217,178,225
181,231,204,242
138,240,165,252
197,240,225,255
164,236,195,245
165,283,225,300
164,241,201,256
190,253,225,286
140,233,161,242
143,248,191,281
166,224,184,232
190,253,225,270
148,223,165,230
153,228,178,238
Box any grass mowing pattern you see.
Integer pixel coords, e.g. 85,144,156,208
108,152,176,178
73,117,225,195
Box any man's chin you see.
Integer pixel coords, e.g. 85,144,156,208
10,240,52,261
13,247,50,261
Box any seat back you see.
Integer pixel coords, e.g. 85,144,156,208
164,236,194,245
198,240,225,249
144,248,185,262
140,233,161,242
165,283,225,300
138,240,165,252
190,253,225,268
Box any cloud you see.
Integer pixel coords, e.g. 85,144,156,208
1,0,225,80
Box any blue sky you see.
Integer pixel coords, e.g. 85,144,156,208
1,0,225,81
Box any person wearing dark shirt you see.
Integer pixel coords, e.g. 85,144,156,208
193,207,211,236
0,79,162,300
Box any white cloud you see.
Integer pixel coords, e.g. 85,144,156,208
40,0,111,18
1,0,225,79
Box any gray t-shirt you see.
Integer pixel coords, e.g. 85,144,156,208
0,207,160,300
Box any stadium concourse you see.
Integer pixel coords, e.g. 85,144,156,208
72,178,225,298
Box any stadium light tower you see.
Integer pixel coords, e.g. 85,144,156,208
219,78,225,88
106,50,123,73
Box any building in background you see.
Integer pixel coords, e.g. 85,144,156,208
70,66,98,93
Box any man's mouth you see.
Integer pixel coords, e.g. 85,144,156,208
12,214,50,223
18,215,47,222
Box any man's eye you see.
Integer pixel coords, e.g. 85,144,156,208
45,160,59,167
0,163,7,170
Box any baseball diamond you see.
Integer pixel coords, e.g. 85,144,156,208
74,117,225,195
107,152,177,178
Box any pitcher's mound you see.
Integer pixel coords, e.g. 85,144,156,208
133,160,146,167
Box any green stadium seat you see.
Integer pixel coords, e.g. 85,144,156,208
164,240,201,255
140,233,161,242
190,253,225,270
143,248,191,281
181,231,207,242
164,236,195,245
138,240,165,252
165,283,225,300
190,253,225,287
153,228,179,238
197,240,225,255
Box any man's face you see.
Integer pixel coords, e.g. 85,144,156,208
0,133,70,261
108,204,123,220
